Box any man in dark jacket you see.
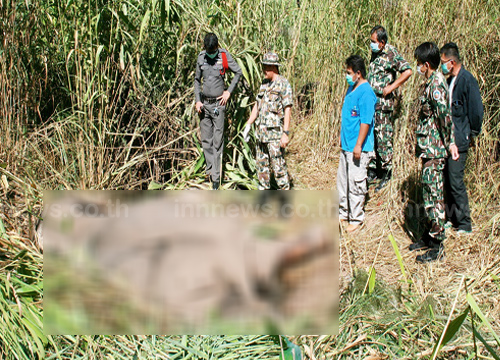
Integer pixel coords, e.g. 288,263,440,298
440,43,484,233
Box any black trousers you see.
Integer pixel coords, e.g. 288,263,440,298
445,151,472,231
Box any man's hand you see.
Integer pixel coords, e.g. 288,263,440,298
450,144,459,161
353,144,362,160
280,133,290,148
242,123,251,142
217,90,231,106
382,84,395,97
195,101,204,113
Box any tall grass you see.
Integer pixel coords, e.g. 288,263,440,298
0,0,499,358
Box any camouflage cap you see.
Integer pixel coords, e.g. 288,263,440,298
261,52,282,66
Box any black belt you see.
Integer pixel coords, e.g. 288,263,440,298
203,97,219,104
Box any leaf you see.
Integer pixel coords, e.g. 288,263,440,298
467,293,500,346
119,44,125,70
0,217,8,240
236,57,250,84
148,181,163,190
472,327,500,360
389,234,408,283
431,307,469,357
368,266,376,295
240,96,250,108
280,337,302,360
139,9,151,44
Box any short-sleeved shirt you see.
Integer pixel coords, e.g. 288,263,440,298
340,82,377,152
368,44,411,111
416,71,455,159
255,75,293,143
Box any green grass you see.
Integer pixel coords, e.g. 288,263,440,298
0,0,499,358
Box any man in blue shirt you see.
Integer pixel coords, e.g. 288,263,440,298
337,55,377,233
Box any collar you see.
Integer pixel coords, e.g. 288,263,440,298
454,65,465,81
426,70,438,86
374,43,390,58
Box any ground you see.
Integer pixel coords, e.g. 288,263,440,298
286,115,500,332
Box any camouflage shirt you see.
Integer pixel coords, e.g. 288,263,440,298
255,75,293,143
416,71,455,159
368,44,411,111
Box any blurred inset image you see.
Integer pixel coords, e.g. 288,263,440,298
43,190,339,335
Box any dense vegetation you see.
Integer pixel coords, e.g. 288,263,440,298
0,0,499,358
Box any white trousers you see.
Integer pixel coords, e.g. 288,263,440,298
337,150,372,224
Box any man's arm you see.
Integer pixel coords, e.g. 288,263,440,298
280,106,292,148
246,102,259,125
383,68,412,96
353,124,370,160
432,84,459,159
194,56,202,103
467,75,484,137
353,89,376,160
194,56,204,113
217,51,243,105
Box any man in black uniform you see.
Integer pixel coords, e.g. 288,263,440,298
194,33,242,189
440,43,483,233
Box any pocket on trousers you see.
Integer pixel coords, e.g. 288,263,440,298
353,175,368,196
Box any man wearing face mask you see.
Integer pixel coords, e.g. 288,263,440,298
367,26,412,191
337,55,376,233
243,52,292,190
440,43,483,234
410,42,459,263
194,33,242,190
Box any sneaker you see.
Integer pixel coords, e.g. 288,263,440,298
416,246,445,263
444,221,453,229
457,229,472,235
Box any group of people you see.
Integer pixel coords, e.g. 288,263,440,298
337,27,483,263
194,33,292,191
193,27,483,263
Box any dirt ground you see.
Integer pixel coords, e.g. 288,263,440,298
286,116,500,332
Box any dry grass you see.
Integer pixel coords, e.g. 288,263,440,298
287,113,500,337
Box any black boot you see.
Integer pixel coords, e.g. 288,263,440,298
212,179,220,190
416,244,445,263
375,170,392,192
409,232,432,251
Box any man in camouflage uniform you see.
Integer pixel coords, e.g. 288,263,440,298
243,52,292,190
194,33,242,190
409,42,459,263
367,26,413,191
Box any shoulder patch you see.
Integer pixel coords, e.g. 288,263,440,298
432,89,442,101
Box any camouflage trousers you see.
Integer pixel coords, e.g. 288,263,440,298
422,158,446,242
368,110,394,173
256,141,290,190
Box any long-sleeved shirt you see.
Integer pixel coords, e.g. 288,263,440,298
447,66,484,152
416,71,455,159
368,43,411,112
194,48,242,103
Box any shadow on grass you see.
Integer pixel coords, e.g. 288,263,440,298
401,170,428,244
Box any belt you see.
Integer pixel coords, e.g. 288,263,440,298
203,97,219,104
